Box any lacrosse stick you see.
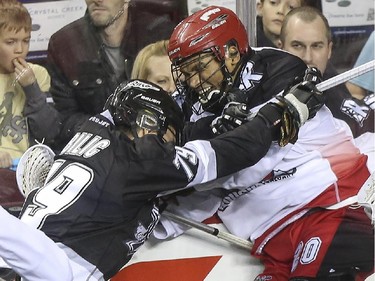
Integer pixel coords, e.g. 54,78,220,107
162,210,253,250
163,172,375,248
316,59,374,92
16,144,55,197
357,172,375,225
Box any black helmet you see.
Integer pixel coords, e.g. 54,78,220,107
104,79,184,145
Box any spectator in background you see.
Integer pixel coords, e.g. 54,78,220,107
0,0,60,169
47,0,176,150
346,31,374,102
131,40,175,95
279,6,374,137
256,0,304,47
130,39,192,118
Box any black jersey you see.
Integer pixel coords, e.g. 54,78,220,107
184,47,307,142
234,47,307,107
20,109,275,279
323,62,374,137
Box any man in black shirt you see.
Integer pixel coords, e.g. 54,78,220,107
279,6,374,137
47,0,177,149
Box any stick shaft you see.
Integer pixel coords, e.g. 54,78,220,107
162,210,253,250
317,60,375,92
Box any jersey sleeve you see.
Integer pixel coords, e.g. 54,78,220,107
190,115,275,179
127,115,275,195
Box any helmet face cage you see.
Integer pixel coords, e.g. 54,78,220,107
167,6,249,115
104,80,184,145
135,110,178,145
171,49,231,115
136,109,160,131
135,103,168,135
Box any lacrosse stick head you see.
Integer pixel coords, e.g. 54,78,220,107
16,144,55,197
357,172,375,225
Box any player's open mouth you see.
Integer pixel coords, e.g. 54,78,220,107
197,86,212,98
198,87,216,104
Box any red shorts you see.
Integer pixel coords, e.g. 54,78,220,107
256,206,374,280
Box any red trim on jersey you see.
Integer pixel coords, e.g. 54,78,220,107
252,154,370,256
202,213,222,224
255,207,374,279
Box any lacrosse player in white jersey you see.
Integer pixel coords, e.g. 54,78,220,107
154,6,374,281
0,78,323,280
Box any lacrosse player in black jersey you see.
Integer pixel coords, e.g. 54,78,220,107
0,78,323,281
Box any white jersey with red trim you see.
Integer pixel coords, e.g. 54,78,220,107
155,104,371,244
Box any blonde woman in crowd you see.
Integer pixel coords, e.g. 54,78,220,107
131,40,176,95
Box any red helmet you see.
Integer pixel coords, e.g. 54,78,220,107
168,6,249,63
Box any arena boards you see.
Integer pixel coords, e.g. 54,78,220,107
113,221,263,281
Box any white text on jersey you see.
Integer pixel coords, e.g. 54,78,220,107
61,132,110,158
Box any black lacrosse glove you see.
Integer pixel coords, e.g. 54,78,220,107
273,79,324,146
256,102,294,146
226,87,249,104
284,66,322,93
210,88,251,135
303,66,322,84
277,66,323,125
257,67,325,146
202,87,249,114
278,79,325,122
211,102,250,135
